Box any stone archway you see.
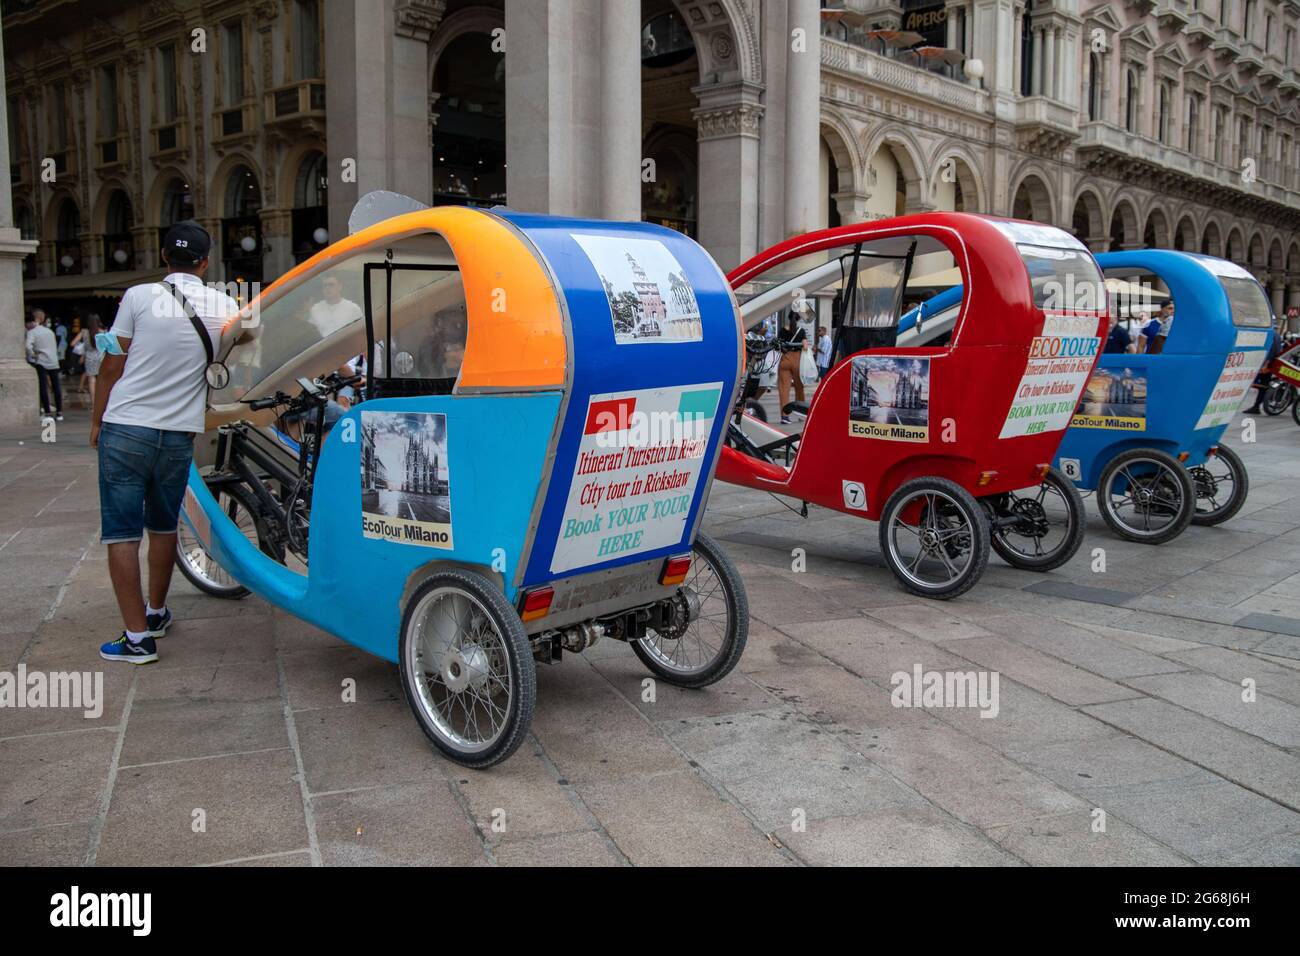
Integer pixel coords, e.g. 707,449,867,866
1011,173,1054,224
1174,215,1197,252
1072,189,1105,249
932,148,987,216
1108,199,1139,251
821,111,861,225
1226,227,1246,263
864,131,927,219
1142,207,1170,249
1201,219,1223,257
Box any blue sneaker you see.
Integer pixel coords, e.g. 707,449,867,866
146,607,173,638
100,633,158,665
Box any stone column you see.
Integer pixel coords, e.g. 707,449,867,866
784,0,821,238
504,0,603,217
0,21,39,428
1032,27,1043,95
599,0,641,221
694,82,764,271
833,190,870,225
260,208,294,283
1044,26,1056,100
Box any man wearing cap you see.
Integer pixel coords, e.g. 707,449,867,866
91,221,240,664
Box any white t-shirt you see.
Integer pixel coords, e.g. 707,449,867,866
103,273,240,434
308,297,363,338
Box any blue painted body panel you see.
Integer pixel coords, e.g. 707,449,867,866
496,213,741,586
183,392,561,663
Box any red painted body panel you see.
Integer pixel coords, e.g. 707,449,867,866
721,214,1108,519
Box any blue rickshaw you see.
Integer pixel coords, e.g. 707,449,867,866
175,199,747,767
901,250,1275,543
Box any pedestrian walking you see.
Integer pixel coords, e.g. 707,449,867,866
24,309,63,420
816,325,833,379
777,309,807,423
92,221,239,665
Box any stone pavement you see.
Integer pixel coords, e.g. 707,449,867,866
1,403,1297,866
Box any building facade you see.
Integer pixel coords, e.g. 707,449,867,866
5,0,1299,326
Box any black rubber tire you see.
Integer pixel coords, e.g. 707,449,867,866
989,466,1087,572
175,481,272,599
1262,383,1293,416
397,569,536,769
1096,448,1195,544
631,531,749,689
879,477,991,600
744,399,768,422
1190,445,1249,526
1293,396,1300,426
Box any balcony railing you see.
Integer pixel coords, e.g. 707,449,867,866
820,38,987,115
264,79,326,123
1078,122,1300,201
151,119,188,157
95,134,128,169
213,101,257,141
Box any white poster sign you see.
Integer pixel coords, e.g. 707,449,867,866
551,383,722,574
999,314,1101,439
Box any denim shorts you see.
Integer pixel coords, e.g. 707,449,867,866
98,422,195,544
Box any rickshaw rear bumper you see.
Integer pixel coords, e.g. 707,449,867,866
518,555,680,636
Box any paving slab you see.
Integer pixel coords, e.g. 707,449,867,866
1081,696,1300,810
784,805,1020,866
95,749,308,866
1121,671,1300,748
312,780,484,866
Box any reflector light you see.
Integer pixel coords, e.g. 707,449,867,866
1177,451,1190,462
977,470,998,486
661,555,692,585
520,587,554,622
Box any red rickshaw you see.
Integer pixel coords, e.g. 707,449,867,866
719,214,1107,598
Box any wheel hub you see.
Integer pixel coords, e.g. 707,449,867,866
1010,497,1049,536
920,528,941,550
441,642,490,693
658,587,700,641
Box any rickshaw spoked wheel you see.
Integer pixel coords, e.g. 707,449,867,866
879,478,991,600
1189,445,1249,527
1262,383,1295,416
398,569,536,769
631,531,749,688
1096,448,1195,544
175,482,272,599
1292,396,1300,426
987,467,1086,572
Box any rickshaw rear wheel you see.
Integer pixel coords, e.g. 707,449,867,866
1292,397,1300,426
1190,445,1249,527
987,467,1086,572
1262,383,1294,416
175,482,271,599
631,531,748,688
879,477,990,600
1096,448,1194,544
398,569,536,769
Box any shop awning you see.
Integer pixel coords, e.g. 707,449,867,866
23,267,166,300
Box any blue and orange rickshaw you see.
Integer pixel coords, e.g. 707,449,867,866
900,250,1276,542
175,200,747,767
719,214,1108,598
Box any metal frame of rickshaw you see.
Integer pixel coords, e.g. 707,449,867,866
717,213,1108,598
176,203,749,768
900,250,1277,542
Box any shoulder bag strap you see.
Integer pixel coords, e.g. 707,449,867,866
162,280,215,366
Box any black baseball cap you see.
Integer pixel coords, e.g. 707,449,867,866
161,220,211,265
